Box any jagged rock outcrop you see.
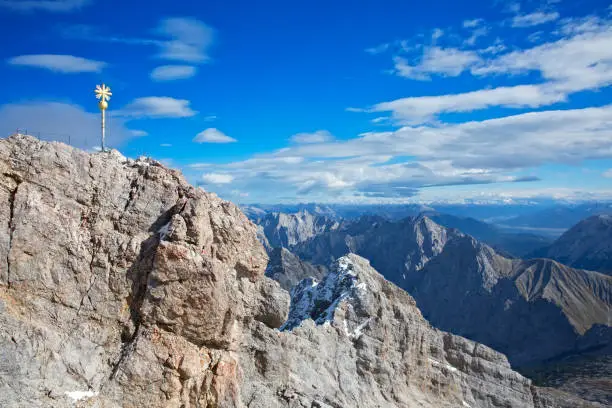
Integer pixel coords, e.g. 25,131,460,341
0,135,602,407
258,210,339,249
531,215,612,275
0,135,286,407
277,254,604,408
293,215,462,284
293,215,612,366
265,247,327,291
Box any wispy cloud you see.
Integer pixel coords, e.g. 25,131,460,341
150,65,197,81
201,173,234,184
119,97,197,118
463,18,483,28
363,15,612,123
431,28,444,43
0,0,91,12
187,163,212,169
7,54,105,73
131,130,148,137
393,47,481,80
61,17,214,80
604,169,612,178
156,17,214,63
365,43,391,55
189,105,612,202
193,128,237,143
372,85,564,123
290,130,334,144
512,11,560,28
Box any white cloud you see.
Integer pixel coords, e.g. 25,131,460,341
150,65,197,81
431,28,444,43
193,128,237,144
156,17,214,63
119,97,197,118
365,43,390,55
465,26,490,46
7,54,105,73
0,0,91,12
192,105,612,202
290,130,334,144
473,24,612,93
604,169,612,178
417,186,612,205
372,85,564,123
479,43,507,55
62,17,214,65
201,173,234,184
230,190,249,198
160,143,172,147
0,101,135,149
393,47,481,80
371,17,612,122
463,18,483,28
187,163,212,169
131,130,148,137
512,11,560,28
557,16,608,35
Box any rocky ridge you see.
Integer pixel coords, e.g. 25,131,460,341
292,215,612,366
0,135,601,407
256,210,339,249
265,246,327,291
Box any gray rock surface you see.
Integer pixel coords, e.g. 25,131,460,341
0,135,283,407
258,210,339,249
531,214,612,275
0,135,601,407
293,215,612,366
265,247,327,291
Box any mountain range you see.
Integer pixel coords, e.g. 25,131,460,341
0,135,608,407
531,215,612,276
423,212,552,257
287,215,611,368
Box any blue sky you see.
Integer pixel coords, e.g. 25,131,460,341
1,0,612,204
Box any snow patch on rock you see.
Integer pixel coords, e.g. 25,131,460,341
281,255,363,331
428,357,459,374
64,390,98,401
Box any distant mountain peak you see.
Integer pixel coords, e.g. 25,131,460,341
533,214,612,275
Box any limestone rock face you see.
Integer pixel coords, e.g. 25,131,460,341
0,135,601,408
258,210,339,249
248,254,539,408
265,246,327,291
0,135,284,408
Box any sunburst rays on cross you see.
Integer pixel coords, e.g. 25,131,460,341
95,84,112,102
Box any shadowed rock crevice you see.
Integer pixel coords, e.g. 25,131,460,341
4,174,21,289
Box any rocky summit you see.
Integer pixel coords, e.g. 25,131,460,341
0,135,603,408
